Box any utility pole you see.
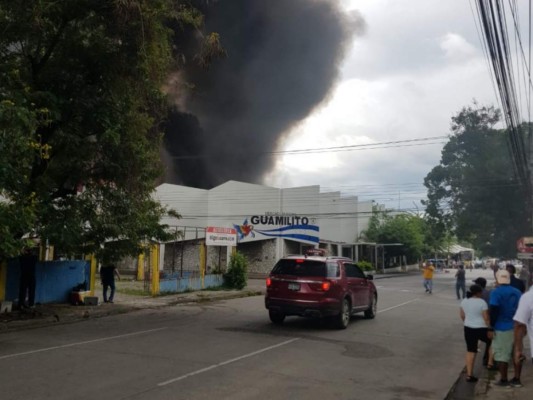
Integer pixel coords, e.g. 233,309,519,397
522,126,533,287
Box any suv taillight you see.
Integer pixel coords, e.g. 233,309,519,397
266,277,272,287
321,281,331,291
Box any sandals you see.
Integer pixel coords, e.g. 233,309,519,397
466,376,479,383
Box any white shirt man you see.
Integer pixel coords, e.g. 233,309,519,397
514,286,533,364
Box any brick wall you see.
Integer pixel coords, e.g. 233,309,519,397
238,239,277,275
163,240,202,273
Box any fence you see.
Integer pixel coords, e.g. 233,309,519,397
159,271,224,293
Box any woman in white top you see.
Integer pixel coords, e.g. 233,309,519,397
460,284,491,382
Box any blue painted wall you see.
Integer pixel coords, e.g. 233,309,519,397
5,259,90,304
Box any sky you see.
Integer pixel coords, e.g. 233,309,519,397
264,0,526,211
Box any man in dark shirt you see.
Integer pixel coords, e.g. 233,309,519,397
18,247,38,309
455,265,466,299
100,263,121,303
506,264,526,294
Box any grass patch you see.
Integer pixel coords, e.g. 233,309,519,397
116,288,150,296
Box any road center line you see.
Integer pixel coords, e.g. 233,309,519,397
158,337,301,386
0,327,167,360
378,299,419,313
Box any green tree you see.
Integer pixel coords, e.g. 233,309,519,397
0,1,216,260
423,103,530,257
363,207,426,264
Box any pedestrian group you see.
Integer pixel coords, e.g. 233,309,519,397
458,264,532,388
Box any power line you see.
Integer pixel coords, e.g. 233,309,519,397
169,136,447,159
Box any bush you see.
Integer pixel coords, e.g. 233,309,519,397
357,260,374,271
223,252,248,290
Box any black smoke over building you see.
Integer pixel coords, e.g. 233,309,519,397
163,0,363,188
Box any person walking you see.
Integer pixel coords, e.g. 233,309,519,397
473,277,491,304
422,262,435,294
513,284,533,387
456,265,466,299
488,269,522,387
100,262,121,303
460,284,491,382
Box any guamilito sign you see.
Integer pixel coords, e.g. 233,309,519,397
233,212,319,244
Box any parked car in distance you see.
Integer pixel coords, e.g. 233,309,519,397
265,254,378,329
427,258,446,269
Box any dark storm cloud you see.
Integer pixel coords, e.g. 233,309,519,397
163,0,364,188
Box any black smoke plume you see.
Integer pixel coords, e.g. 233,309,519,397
163,0,363,188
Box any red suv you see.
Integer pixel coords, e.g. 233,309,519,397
265,255,377,329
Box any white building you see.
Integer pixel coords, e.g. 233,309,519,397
154,181,374,276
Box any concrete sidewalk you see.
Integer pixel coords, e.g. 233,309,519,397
0,278,266,333
471,357,533,399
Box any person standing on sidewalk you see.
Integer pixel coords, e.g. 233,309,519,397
422,262,435,294
488,269,522,387
456,265,466,299
507,264,526,294
100,262,121,303
473,276,494,367
518,266,529,291
18,246,38,309
513,284,533,387
460,284,491,382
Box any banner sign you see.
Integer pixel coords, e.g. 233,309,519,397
233,212,319,245
206,227,237,247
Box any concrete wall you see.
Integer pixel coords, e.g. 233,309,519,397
208,181,280,237
237,239,277,274
357,200,374,240
162,240,203,274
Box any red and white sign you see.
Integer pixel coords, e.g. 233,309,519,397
517,237,533,253
206,227,237,246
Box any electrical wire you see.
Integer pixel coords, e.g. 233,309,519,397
169,136,448,159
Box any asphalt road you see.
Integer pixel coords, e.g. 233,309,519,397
0,270,476,400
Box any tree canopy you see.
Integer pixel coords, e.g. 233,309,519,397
363,206,427,264
423,104,530,257
0,1,210,260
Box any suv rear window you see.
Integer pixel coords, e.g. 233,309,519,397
271,259,339,278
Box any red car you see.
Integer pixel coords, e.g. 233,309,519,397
265,255,378,329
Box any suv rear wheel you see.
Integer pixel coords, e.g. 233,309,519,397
334,298,351,329
269,310,285,325
364,294,377,319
